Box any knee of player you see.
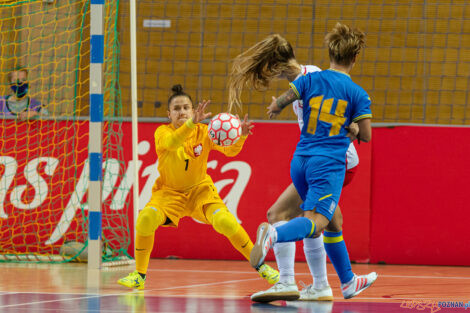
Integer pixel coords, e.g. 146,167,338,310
267,207,289,224
327,212,343,232
325,223,343,233
312,231,322,238
266,208,278,224
136,207,165,236
312,220,327,237
212,208,240,237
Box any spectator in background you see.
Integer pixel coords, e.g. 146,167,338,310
0,66,48,120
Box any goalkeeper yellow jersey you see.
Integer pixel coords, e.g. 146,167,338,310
153,119,247,191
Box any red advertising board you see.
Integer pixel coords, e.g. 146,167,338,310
0,120,90,254
122,121,372,263
0,119,370,262
0,120,135,255
2,121,468,265
369,126,470,266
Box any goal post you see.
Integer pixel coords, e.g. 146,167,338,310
88,0,104,269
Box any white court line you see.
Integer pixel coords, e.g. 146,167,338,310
0,277,259,308
0,295,103,309
1,271,467,309
0,306,174,313
131,293,247,300
336,297,469,301
364,274,470,280
138,277,260,292
146,268,470,280
0,291,99,295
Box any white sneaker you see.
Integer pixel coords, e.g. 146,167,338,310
251,282,300,303
250,222,277,268
299,284,333,301
341,272,378,299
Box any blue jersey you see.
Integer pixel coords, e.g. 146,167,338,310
289,69,372,163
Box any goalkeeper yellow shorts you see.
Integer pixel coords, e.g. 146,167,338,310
145,178,225,227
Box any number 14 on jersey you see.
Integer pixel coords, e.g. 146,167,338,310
307,95,348,137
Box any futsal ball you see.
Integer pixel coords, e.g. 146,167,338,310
59,240,113,262
59,241,88,262
208,113,242,146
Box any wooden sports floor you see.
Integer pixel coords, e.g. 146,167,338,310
0,259,469,313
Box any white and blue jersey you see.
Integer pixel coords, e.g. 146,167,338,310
288,69,371,220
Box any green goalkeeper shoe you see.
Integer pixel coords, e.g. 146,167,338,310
118,270,146,290
257,263,280,284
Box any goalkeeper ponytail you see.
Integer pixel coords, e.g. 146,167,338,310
168,84,193,108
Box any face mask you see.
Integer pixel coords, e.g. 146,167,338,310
10,80,29,98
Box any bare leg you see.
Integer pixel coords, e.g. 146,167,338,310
267,184,302,284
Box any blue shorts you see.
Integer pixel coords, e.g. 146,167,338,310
290,155,346,221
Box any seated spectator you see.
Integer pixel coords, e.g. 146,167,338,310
0,66,48,120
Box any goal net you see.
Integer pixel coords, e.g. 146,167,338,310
0,0,131,264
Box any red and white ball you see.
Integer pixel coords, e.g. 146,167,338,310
208,113,242,146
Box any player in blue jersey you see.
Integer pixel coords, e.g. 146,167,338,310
229,34,361,302
250,23,377,301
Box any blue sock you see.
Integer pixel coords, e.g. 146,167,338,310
276,217,316,242
323,231,354,284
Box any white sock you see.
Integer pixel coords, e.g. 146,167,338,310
303,234,329,289
273,221,295,285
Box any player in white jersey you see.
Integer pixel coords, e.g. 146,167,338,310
229,34,360,302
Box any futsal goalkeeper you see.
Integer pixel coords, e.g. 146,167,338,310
118,84,279,289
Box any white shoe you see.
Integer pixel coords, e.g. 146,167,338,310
299,284,333,301
251,282,300,303
250,222,277,268
341,272,378,299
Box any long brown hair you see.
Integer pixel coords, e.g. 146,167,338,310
228,34,301,111
325,23,365,67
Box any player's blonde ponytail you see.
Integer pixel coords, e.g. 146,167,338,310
228,34,300,111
